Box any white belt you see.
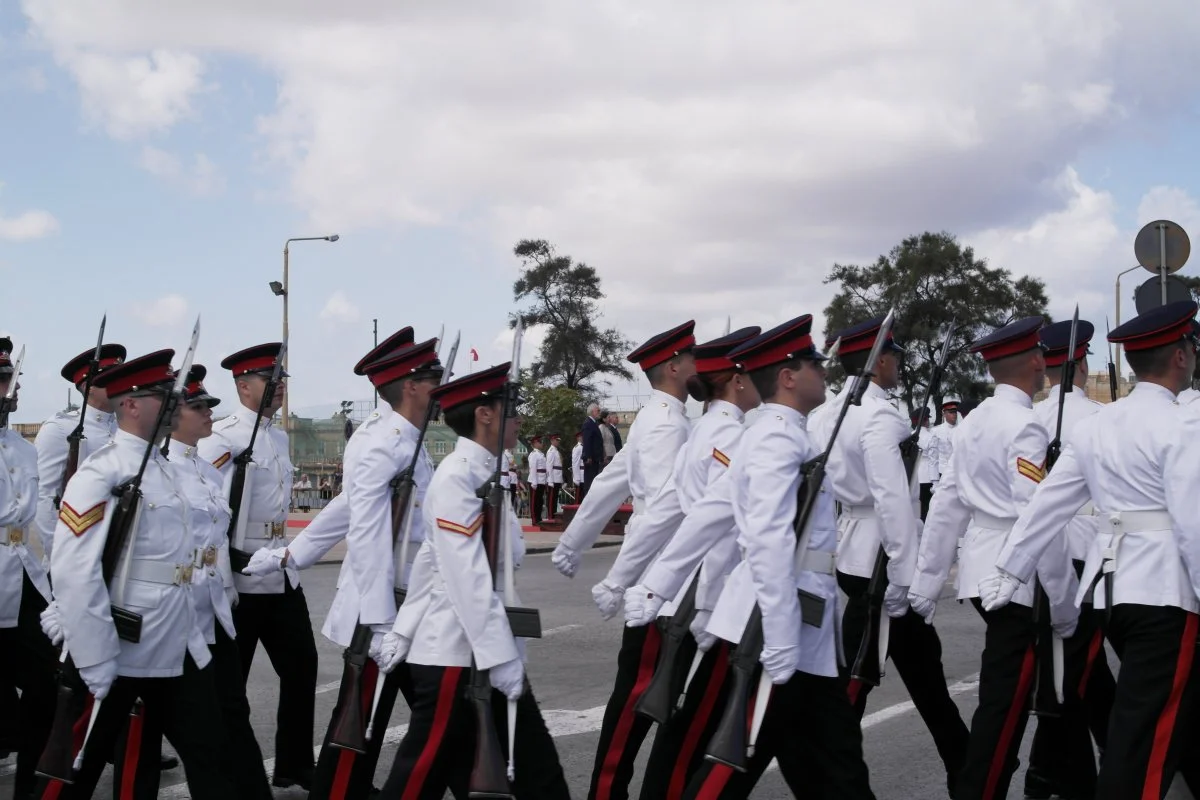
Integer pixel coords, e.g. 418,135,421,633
242,522,287,548
1075,501,1095,518
128,559,194,587
632,498,646,515
971,512,1016,531
1095,509,1172,577
841,505,875,520
798,549,836,576
0,526,26,547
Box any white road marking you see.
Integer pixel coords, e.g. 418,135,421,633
541,623,583,637
314,680,343,695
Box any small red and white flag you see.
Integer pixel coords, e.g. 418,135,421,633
470,348,479,361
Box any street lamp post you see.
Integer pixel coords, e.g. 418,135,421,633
1114,264,1143,388
273,234,339,461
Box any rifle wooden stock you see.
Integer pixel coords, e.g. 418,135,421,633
467,666,514,799
329,624,375,753
635,574,700,724
55,437,82,511
35,660,89,783
225,460,253,573
101,482,146,643
704,604,764,772
1028,583,1061,718
850,548,888,686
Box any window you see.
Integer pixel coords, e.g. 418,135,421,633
434,441,447,455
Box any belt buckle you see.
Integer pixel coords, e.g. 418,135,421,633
269,521,285,538
7,527,22,545
203,545,217,566
175,564,195,585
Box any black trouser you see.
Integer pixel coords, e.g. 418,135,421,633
919,483,933,521
682,669,875,800
548,482,561,518
1096,604,1199,799
38,655,234,800
0,573,56,798
530,485,544,525
838,572,968,790
232,577,319,781
587,623,662,800
378,664,569,799
582,463,599,500
639,640,727,800
312,660,416,800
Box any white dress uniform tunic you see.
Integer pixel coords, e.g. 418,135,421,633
35,407,117,561
1031,383,1101,561
917,425,939,485
929,418,958,477
0,426,50,625
572,441,584,485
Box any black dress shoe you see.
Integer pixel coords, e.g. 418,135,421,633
1024,768,1069,799
272,767,314,791
160,754,179,771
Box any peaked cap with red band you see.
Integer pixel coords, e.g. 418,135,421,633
0,338,13,375
694,326,761,374
61,344,127,385
627,321,696,370
353,326,415,375
940,397,960,411
361,338,443,389
826,316,906,357
969,316,1045,362
1107,300,1199,353
93,349,176,397
431,362,510,412
184,364,220,408
221,342,288,378
1039,319,1095,367
728,314,826,372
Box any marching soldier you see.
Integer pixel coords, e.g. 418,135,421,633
546,433,564,519
527,436,547,526
908,317,1078,800
0,340,56,800
811,317,968,797
683,314,876,799
552,321,696,800
929,396,960,479
45,349,234,798
375,362,570,798
199,342,318,790
984,300,1200,799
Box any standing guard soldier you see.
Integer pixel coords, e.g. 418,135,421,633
908,317,1079,800
0,340,57,800
199,342,318,790
546,433,564,519
527,436,547,526
552,320,696,800
929,397,960,479
811,317,969,797
982,300,1200,799
915,409,938,520
572,432,584,501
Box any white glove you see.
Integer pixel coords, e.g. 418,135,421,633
489,658,525,700
368,625,390,664
224,584,239,609
592,579,625,620
1052,616,1078,639
978,570,1021,612
759,645,800,685
79,659,118,700
622,585,664,627
883,584,910,618
551,543,580,578
907,591,937,624
241,547,287,576
379,632,412,674
40,600,64,646
1050,601,1079,639
689,610,716,652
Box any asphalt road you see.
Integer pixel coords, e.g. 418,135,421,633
2,548,1193,799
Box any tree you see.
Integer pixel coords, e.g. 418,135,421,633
517,370,587,459
823,231,1050,418
512,239,633,393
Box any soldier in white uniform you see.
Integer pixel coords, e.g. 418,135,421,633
811,317,968,797
1020,320,1115,800
546,433,564,519
915,408,938,519
44,349,233,799
0,340,56,799
526,436,547,526
34,344,125,564
683,314,875,799
309,338,442,800
552,320,696,800
981,301,1200,799
572,433,584,499
928,396,960,479
375,362,570,799
199,342,317,790
908,317,1078,800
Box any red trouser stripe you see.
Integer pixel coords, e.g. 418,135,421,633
1143,612,1198,800
982,646,1035,800
846,678,862,707
119,703,145,800
42,694,95,800
594,626,662,800
401,666,463,800
1079,628,1104,698
669,645,730,799
695,764,735,800
330,661,379,800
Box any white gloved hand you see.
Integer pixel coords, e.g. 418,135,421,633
907,592,937,624
592,580,625,620
379,632,412,674
1050,601,1079,639
489,658,525,700
79,659,119,700
241,547,287,576
225,584,239,609
759,645,800,685
551,543,580,578
40,600,64,646
689,610,716,652
622,585,664,627
978,569,1021,612
883,584,910,618
368,625,390,664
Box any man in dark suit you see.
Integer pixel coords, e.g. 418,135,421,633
580,403,604,500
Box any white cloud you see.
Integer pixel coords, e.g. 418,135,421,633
132,293,188,327
138,146,225,196
319,290,360,325
0,209,58,241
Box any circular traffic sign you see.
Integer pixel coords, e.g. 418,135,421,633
1134,219,1190,274
1134,275,1193,314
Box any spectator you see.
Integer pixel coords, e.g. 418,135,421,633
599,408,616,465
296,472,313,512
581,402,604,498
605,412,623,454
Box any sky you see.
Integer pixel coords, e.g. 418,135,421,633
3,0,1200,424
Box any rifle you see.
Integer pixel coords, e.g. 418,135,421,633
1105,317,1119,402
38,321,199,782
0,344,24,430
633,571,699,724
849,318,956,687
706,313,896,771
225,339,288,573
55,317,107,511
